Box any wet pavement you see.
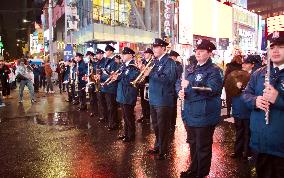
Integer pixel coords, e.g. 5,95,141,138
0,90,256,178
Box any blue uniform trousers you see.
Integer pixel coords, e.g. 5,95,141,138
187,125,215,177
150,105,172,155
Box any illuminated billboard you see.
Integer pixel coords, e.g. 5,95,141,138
267,15,284,34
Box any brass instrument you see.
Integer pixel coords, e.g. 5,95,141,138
101,69,122,86
130,57,155,87
85,62,95,93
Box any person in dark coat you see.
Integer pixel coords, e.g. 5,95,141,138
146,38,177,160
0,57,11,99
178,39,223,178
230,57,254,160
169,50,183,131
242,30,284,178
32,64,41,93
224,55,243,117
137,48,153,124
100,45,120,131
114,47,140,142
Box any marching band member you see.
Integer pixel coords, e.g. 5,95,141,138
137,48,153,123
146,38,177,160
86,51,98,117
75,52,88,111
178,39,223,178
242,31,284,178
169,50,183,131
100,45,120,131
228,56,254,160
94,48,108,122
112,47,140,142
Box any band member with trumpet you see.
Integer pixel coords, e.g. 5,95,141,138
145,38,177,160
85,51,99,117
100,44,120,131
75,52,88,111
242,31,284,178
94,48,108,122
178,39,223,178
110,47,140,142
137,48,153,123
169,50,183,131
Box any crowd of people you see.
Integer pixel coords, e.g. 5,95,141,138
0,30,283,178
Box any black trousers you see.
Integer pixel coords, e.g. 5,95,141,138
1,79,10,96
39,75,46,88
121,104,136,139
105,93,118,129
139,86,150,120
78,86,86,108
234,118,250,157
97,92,108,121
150,105,172,155
89,85,98,114
34,75,40,92
67,83,75,102
187,125,215,177
256,153,284,178
170,96,178,130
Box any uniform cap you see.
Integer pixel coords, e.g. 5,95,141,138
122,47,135,55
152,38,169,47
196,39,216,52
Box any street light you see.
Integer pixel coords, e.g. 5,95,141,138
23,19,31,23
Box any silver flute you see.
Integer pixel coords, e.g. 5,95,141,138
265,41,271,125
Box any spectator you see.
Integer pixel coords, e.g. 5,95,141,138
0,56,11,99
224,55,243,117
44,60,54,94
15,59,36,103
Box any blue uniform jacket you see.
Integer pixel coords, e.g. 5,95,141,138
149,54,177,107
100,57,120,94
242,66,284,158
232,95,251,119
77,60,88,88
116,60,140,105
176,59,223,127
63,66,70,81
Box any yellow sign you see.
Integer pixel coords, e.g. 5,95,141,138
38,32,44,44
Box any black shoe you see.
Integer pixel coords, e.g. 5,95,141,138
90,113,95,117
72,101,79,105
118,135,126,140
155,153,166,160
147,149,159,155
78,106,87,111
137,118,143,123
108,127,118,131
122,137,134,142
31,99,36,103
180,170,197,178
230,153,242,159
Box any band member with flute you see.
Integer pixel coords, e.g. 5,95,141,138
178,39,223,178
137,48,153,124
110,47,140,142
145,38,177,160
242,31,284,178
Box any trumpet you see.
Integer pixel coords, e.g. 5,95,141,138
130,57,155,87
101,69,122,86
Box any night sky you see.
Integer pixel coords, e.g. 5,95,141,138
0,0,43,59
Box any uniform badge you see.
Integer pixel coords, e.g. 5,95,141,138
158,66,162,71
125,69,129,75
195,74,203,82
280,80,284,91
272,31,280,39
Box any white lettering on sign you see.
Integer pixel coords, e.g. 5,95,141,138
164,0,172,37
